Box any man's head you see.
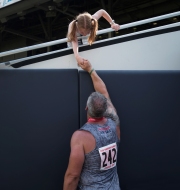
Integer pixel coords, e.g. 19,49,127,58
86,92,107,118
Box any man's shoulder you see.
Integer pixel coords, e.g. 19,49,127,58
71,129,95,152
72,129,92,142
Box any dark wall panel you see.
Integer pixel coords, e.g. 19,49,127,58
79,70,180,190
0,69,79,190
1,69,180,190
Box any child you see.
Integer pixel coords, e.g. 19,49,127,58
67,9,120,66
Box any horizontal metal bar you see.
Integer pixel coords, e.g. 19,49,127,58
1,47,71,66
0,11,180,58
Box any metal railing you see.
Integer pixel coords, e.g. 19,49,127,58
0,11,180,58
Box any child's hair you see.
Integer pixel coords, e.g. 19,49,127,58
67,12,98,45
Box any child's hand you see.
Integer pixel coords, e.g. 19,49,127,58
76,55,85,66
111,23,120,31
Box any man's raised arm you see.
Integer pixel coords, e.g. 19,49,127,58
80,60,120,130
80,60,109,98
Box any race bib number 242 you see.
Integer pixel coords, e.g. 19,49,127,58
98,142,117,170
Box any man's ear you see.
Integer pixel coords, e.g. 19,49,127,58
85,106,88,110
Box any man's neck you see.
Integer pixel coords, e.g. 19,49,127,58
87,116,107,125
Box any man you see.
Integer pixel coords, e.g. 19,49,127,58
63,60,120,190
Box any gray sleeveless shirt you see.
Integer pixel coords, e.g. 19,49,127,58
78,118,120,190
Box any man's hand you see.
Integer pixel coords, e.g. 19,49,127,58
80,60,92,73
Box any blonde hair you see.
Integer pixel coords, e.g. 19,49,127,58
67,12,98,45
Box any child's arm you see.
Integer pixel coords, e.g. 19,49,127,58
71,40,84,66
92,9,120,31
67,21,85,66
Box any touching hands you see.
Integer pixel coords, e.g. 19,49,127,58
111,23,120,31
79,60,92,73
76,55,86,66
